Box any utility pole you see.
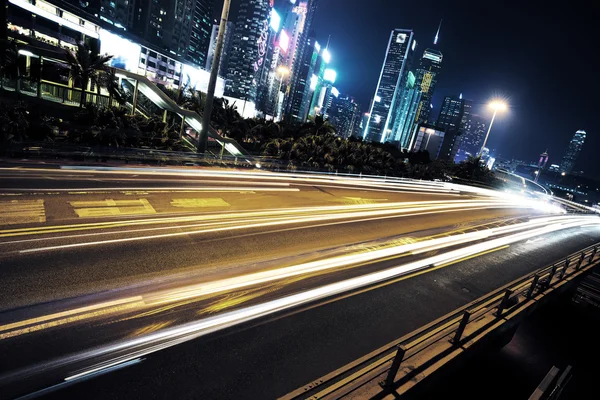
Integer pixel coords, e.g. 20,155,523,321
198,0,231,153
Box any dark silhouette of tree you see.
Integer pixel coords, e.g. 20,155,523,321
64,42,113,107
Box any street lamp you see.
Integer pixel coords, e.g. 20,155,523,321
275,66,289,121
478,100,507,157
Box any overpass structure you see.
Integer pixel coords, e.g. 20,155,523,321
283,243,600,400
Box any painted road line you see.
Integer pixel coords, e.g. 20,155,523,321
70,198,157,218
0,200,46,225
0,296,144,336
170,198,230,208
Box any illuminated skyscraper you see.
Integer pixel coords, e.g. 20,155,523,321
132,0,213,67
436,95,472,161
457,114,487,158
329,95,360,138
390,70,422,148
285,0,320,122
413,23,443,125
206,22,234,76
559,130,586,174
363,29,416,143
224,0,271,103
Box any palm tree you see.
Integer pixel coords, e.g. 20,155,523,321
100,67,125,106
64,42,113,107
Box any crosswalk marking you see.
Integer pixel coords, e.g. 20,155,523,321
170,198,230,208
0,200,46,225
70,198,156,218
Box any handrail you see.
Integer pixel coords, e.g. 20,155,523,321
281,243,600,400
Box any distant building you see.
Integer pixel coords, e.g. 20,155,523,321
390,70,422,149
205,22,234,77
224,0,271,104
285,0,320,122
457,114,487,158
411,125,445,159
329,95,360,138
559,130,586,174
413,48,442,126
363,29,416,143
436,95,472,161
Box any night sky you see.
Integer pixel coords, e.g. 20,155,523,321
228,1,597,176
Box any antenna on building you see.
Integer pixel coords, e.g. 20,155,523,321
326,34,331,50
434,19,443,45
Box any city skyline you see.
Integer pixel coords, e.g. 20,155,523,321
309,0,596,175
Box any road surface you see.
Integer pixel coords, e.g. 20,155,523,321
0,163,598,399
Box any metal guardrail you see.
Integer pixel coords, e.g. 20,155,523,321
282,243,600,400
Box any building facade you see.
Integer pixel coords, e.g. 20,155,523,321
390,70,422,149
284,0,319,122
363,29,416,143
205,22,234,76
436,95,472,161
224,0,271,104
559,130,586,174
413,48,442,126
329,95,359,138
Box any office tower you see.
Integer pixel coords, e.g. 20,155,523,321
206,22,234,75
457,114,487,157
436,95,471,161
308,59,335,118
285,0,319,121
281,1,308,72
413,23,443,125
131,0,212,67
329,95,360,138
224,0,271,104
390,70,422,149
363,29,416,143
412,126,445,159
559,130,586,174
286,36,320,121
413,48,442,125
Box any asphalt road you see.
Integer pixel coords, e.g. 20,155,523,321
0,163,598,399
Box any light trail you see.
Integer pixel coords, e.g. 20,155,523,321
3,215,596,386
15,200,550,253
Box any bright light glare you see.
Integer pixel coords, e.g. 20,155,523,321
489,100,508,111
276,66,289,75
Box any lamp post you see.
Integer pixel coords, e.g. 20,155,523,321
274,66,289,121
478,100,507,158
198,0,231,153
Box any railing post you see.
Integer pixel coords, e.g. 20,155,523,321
560,259,570,280
496,289,513,317
131,80,139,116
576,253,585,270
527,275,540,299
547,265,558,287
451,311,471,345
383,345,406,390
589,247,597,264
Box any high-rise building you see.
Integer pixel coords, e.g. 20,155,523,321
436,95,472,161
224,0,271,104
412,22,443,126
286,36,320,122
205,22,234,76
412,125,445,159
456,114,487,158
363,29,416,143
390,70,422,149
538,150,549,169
131,0,212,67
559,130,586,174
329,95,359,138
412,48,442,125
285,0,320,122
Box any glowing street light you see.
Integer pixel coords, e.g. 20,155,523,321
478,100,507,158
